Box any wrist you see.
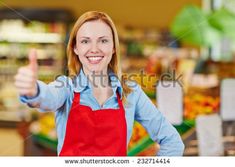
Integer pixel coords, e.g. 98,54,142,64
26,82,39,99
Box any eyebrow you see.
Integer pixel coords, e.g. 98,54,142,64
79,36,110,39
79,37,90,39
98,36,109,39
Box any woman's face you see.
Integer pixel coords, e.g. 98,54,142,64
74,20,114,75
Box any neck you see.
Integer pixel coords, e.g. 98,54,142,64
83,68,110,89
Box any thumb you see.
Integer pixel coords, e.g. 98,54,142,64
28,49,38,72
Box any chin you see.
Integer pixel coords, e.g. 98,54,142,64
83,64,108,75
88,68,103,74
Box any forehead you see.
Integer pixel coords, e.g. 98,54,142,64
77,20,113,38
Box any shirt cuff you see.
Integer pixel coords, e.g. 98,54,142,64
19,80,44,104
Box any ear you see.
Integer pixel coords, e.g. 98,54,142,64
74,46,78,55
112,48,115,54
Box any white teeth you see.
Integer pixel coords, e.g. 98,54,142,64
87,56,103,61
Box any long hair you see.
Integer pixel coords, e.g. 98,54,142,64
67,11,132,103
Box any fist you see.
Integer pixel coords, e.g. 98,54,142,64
14,49,38,97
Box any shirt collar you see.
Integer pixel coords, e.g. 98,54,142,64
73,68,91,93
108,69,123,99
73,68,123,99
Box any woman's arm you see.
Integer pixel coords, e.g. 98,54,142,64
134,84,185,156
20,76,70,112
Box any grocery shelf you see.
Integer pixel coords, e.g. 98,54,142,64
175,119,195,135
0,8,73,22
0,32,63,44
127,135,154,156
0,9,73,123
32,133,57,152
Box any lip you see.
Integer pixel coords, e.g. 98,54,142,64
86,56,104,64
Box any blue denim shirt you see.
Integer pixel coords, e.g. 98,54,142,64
20,69,184,156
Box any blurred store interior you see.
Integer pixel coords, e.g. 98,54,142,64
0,0,235,156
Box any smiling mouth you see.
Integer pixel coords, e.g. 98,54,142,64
86,56,104,64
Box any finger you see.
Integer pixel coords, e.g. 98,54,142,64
18,67,35,78
14,81,34,89
18,88,34,96
14,74,35,83
28,49,38,72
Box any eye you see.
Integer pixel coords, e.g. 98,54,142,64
81,39,89,44
101,39,108,43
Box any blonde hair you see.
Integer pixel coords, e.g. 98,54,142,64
67,11,132,103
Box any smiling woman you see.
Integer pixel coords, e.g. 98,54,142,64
14,11,185,156
74,20,114,74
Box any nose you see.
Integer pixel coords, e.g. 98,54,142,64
90,42,99,54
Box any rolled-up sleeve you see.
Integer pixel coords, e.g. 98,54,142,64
20,75,70,112
134,84,185,156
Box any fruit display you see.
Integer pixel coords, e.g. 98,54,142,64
137,143,160,156
128,121,148,149
184,94,220,120
30,113,57,140
129,73,158,92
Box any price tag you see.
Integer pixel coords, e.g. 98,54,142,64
221,79,235,121
196,114,224,156
156,81,183,125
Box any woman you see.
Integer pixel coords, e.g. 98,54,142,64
14,11,184,156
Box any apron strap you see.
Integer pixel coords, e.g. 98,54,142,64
116,92,124,110
73,92,80,104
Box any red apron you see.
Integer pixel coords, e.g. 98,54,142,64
59,92,127,156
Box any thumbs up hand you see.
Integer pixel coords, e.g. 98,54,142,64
14,49,39,97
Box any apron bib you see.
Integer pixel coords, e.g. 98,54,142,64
59,92,127,156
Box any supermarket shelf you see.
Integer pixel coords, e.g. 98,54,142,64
128,135,154,156
0,111,22,122
145,91,155,99
0,120,20,128
184,135,235,156
0,9,72,117
0,32,63,44
174,119,195,135
0,8,73,22
32,133,57,152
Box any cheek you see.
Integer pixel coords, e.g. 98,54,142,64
78,54,86,62
76,44,89,56
104,51,113,66
76,47,88,63
101,44,114,56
